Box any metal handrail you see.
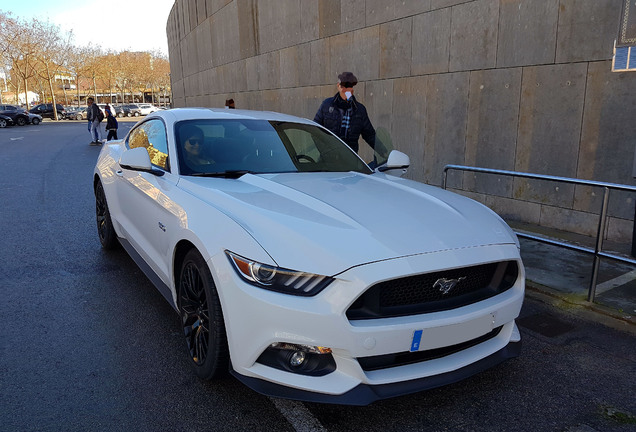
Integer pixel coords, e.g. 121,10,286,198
442,165,636,302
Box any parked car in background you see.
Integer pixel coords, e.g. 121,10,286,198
27,112,42,125
138,103,159,115
122,104,142,117
0,104,30,126
116,105,130,117
0,113,14,128
64,106,79,117
30,103,67,120
108,105,125,117
69,107,88,120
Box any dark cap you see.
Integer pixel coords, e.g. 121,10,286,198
337,72,358,86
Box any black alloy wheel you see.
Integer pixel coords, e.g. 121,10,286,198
95,181,118,249
179,249,228,380
16,116,27,126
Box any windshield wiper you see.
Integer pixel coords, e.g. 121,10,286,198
191,170,253,179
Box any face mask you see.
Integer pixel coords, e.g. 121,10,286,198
345,91,352,101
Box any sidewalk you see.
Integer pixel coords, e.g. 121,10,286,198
509,222,636,332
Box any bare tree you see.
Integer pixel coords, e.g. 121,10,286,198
100,51,119,103
32,19,74,120
83,46,104,103
1,13,39,106
151,55,171,106
67,46,92,108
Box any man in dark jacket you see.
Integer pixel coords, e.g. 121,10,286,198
87,97,102,145
313,72,376,153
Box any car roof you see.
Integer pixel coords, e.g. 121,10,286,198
149,107,317,126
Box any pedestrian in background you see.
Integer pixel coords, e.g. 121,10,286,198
87,97,103,145
313,72,376,154
105,104,118,141
225,99,235,109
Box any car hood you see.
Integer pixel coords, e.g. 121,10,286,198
180,172,517,276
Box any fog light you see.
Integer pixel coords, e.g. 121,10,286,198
256,342,337,376
290,351,306,367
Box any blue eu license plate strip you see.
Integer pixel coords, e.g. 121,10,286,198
410,330,423,352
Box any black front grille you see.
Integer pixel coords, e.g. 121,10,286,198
346,261,518,320
357,326,504,371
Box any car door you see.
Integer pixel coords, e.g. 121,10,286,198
113,118,182,286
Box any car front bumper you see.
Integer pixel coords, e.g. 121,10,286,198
211,243,525,405
231,337,521,405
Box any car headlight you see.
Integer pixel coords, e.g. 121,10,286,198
226,251,333,296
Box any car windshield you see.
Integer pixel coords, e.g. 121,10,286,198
175,119,372,176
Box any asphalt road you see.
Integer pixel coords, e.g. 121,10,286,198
1,120,635,432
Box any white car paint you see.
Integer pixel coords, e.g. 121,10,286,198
93,108,525,405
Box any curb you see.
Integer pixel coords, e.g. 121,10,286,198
525,280,636,336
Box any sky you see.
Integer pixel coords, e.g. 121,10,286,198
2,0,176,56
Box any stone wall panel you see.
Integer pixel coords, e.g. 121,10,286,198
352,26,380,82
310,39,332,85
394,0,432,19
391,76,427,182
411,8,451,75
449,0,498,72
496,0,558,68
319,0,341,38
464,68,522,196
425,72,470,187
341,0,366,33
237,0,258,59
575,61,636,219
515,63,587,207
379,18,412,79
556,0,623,63
300,0,320,42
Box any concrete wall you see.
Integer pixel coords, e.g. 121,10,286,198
167,0,636,244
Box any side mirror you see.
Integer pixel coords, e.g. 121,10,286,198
119,147,164,176
376,150,410,177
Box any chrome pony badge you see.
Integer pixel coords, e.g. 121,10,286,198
434,277,466,295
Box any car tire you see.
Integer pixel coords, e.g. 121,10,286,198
179,249,229,380
95,181,119,250
75,114,83,120
134,112,140,116
16,116,27,126
31,118,40,125
0,118,7,128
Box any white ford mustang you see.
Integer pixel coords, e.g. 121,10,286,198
93,108,524,405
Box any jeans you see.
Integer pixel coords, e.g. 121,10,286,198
90,119,102,142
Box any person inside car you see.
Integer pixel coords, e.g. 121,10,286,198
180,124,213,170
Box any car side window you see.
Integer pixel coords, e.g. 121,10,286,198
280,128,322,162
128,119,169,171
